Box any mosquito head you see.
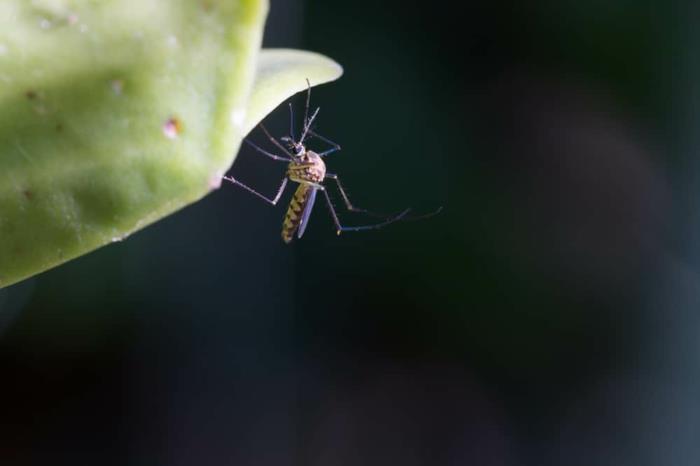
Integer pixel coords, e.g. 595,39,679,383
292,143,305,157
281,136,305,158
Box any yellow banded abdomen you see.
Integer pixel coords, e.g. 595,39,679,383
282,185,312,243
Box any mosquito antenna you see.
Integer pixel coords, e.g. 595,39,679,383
300,107,320,144
303,78,311,133
288,102,296,142
259,123,293,156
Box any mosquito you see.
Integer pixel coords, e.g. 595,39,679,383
223,80,424,243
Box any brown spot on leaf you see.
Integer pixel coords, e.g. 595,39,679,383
163,116,183,139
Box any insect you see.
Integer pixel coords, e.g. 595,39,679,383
223,80,417,243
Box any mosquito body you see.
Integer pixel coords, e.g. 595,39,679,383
223,80,413,243
281,149,325,243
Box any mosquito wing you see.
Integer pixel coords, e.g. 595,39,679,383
297,186,318,238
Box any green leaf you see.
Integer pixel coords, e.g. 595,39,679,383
244,49,343,136
0,1,342,288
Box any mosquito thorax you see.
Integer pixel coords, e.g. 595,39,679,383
287,149,326,184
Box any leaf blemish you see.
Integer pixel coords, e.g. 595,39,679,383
162,116,183,139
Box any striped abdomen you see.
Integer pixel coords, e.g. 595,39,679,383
282,185,313,243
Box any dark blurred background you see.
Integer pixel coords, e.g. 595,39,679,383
3,0,700,464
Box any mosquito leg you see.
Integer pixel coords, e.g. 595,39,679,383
259,123,293,157
402,206,445,221
309,129,341,157
288,102,296,142
317,147,340,157
324,173,365,213
223,176,288,206
324,173,396,218
320,188,411,235
325,173,439,223
244,139,290,162
320,188,342,233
